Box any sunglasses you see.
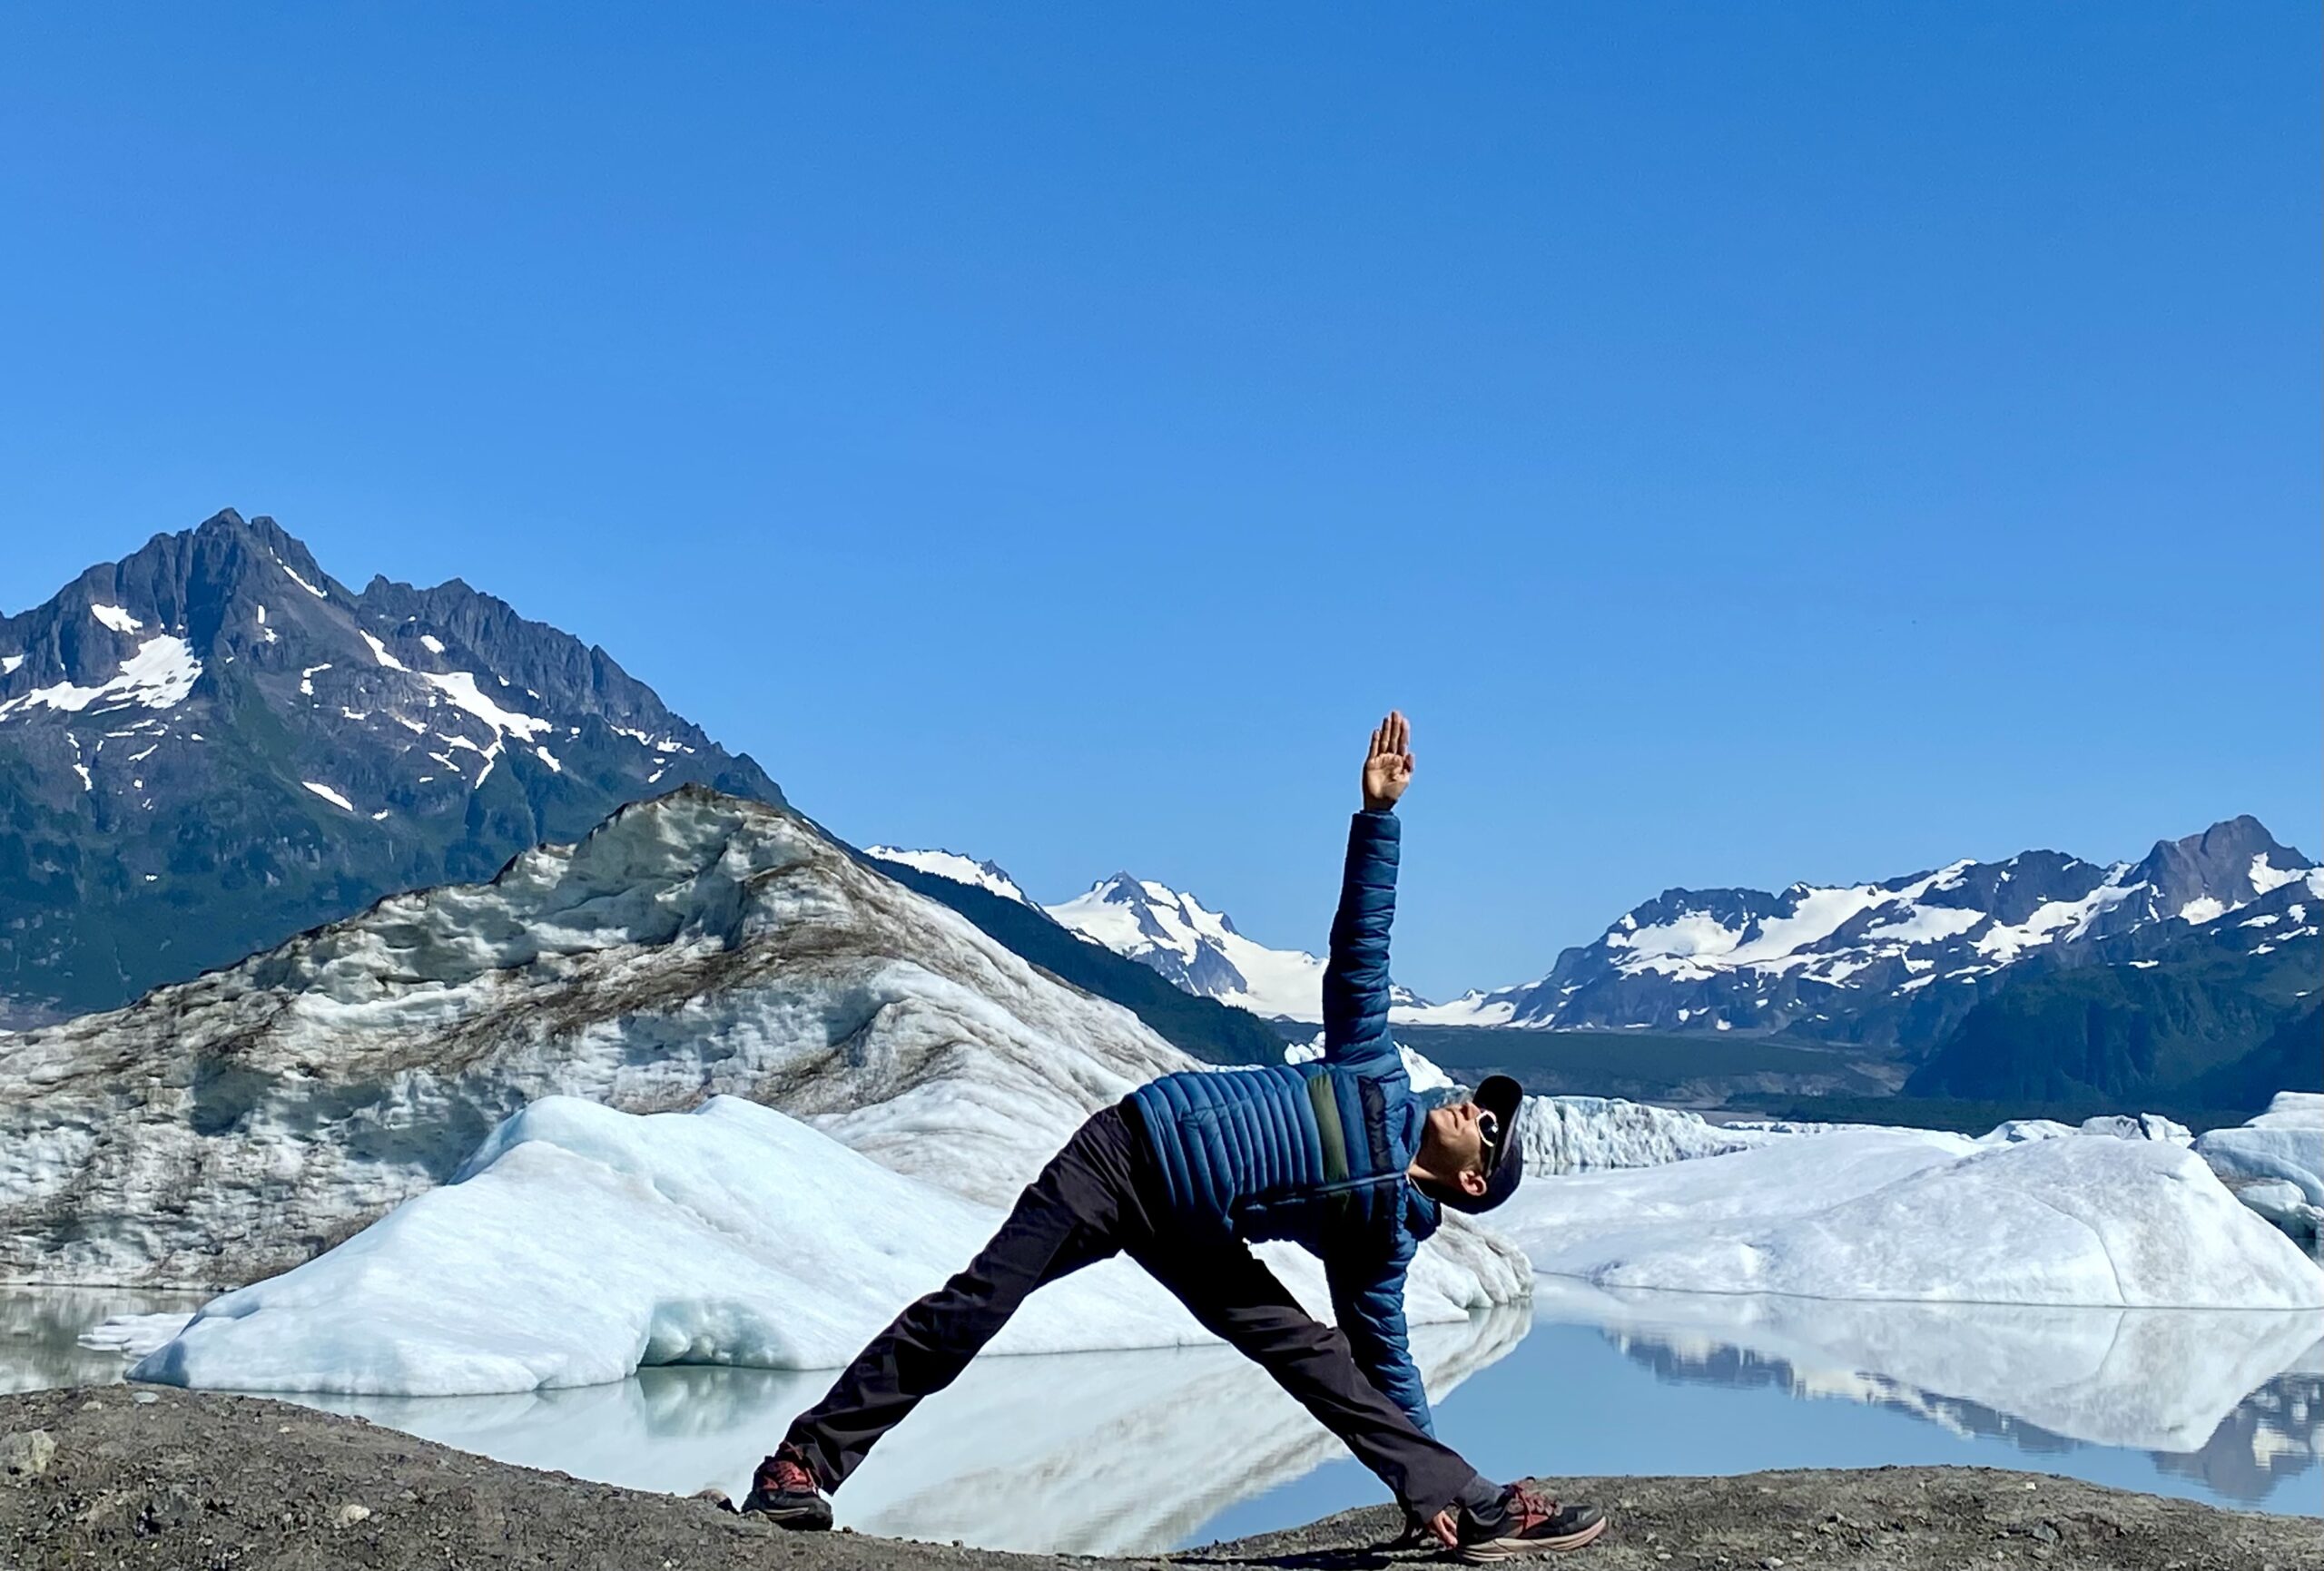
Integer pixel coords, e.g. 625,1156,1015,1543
1477,1107,1502,1166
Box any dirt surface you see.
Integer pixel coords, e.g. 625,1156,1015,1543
0,1387,2315,1571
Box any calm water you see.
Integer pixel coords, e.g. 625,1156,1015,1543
4,1281,2315,1553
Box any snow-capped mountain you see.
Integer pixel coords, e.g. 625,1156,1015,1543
1430,817,2315,1048
0,785,1530,1319
1046,872,1428,1022
863,851,1428,1023
864,847,1034,906
0,510,782,1025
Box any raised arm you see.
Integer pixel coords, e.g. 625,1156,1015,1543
1321,712,1414,1068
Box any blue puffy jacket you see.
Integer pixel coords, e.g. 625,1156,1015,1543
1130,809,1443,1433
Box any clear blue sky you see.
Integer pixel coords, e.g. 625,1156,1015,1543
1,5,2315,998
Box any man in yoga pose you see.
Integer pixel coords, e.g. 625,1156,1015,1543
744,712,1606,1558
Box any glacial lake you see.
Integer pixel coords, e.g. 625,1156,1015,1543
5,1281,2316,1553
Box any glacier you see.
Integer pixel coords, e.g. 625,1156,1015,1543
0,785,1530,1299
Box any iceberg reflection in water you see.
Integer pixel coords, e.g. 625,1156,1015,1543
1527,1279,2322,1505
279,1304,1532,1555
6,1283,2319,1548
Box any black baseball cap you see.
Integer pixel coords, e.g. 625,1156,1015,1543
1434,1074,1526,1215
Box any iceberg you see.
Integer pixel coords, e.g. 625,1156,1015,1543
132,1096,1522,1397
2197,1091,2324,1239
1498,1126,2324,1308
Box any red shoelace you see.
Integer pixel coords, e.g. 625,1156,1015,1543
1502,1486,1559,1528
762,1457,818,1495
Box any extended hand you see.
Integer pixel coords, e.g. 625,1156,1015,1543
1429,1507,1459,1548
1362,711,1415,811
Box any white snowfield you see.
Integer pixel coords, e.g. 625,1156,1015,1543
865,847,1035,907
2195,1092,2324,1239
1390,990,1519,1028
0,633,202,722
1497,1123,2324,1309
132,1095,1524,1398
0,786,1519,1305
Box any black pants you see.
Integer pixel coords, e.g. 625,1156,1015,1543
781,1101,1495,1518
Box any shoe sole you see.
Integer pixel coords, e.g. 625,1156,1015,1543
743,1502,833,1532
1455,1515,1609,1561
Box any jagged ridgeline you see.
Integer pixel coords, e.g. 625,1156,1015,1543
0,511,783,1026
0,510,1298,1071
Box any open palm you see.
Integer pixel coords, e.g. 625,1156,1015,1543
1362,711,1415,810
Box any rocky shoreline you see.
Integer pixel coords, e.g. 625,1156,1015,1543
1,1388,2315,1571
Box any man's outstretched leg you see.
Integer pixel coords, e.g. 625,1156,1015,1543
1137,1239,1606,1558
742,1103,1150,1527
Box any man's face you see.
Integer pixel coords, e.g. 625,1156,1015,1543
1426,1099,1493,1177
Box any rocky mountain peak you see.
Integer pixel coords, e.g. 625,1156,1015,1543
0,510,784,1026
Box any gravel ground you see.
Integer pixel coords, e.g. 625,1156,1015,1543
1,1387,2315,1571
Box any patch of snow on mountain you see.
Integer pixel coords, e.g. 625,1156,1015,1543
302,782,356,812
1858,903,1984,946
89,604,144,633
419,669,553,742
2180,896,2227,925
1,654,21,675
1973,870,2140,963
867,848,1035,907
359,630,405,670
0,635,202,722
2250,855,2306,897
1391,989,1519,1027
271,552,328,598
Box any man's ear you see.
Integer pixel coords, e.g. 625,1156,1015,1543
1458,1168,1488,1199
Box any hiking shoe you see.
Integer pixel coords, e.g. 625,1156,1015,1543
738,1447,832,1531
1455,1485,1606,1560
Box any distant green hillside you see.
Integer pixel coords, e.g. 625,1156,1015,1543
1905,906,2319,1116
1390,1023,1892,1103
